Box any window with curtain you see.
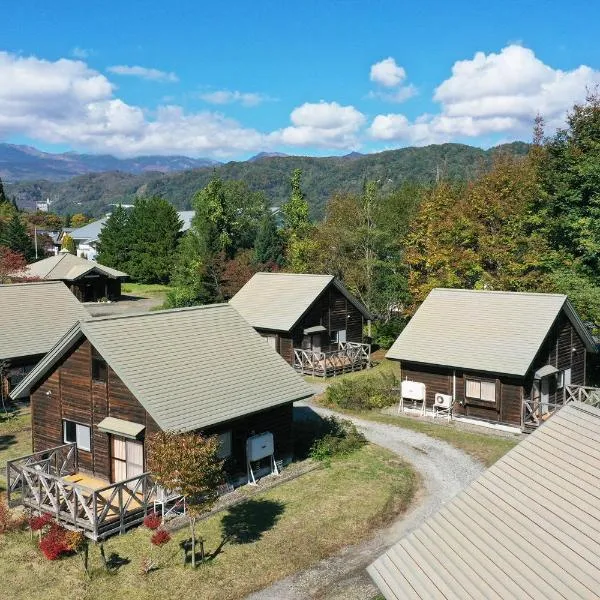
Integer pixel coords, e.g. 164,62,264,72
465,379,496,403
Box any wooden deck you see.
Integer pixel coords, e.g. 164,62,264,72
7,444,154,540
293,341,371,377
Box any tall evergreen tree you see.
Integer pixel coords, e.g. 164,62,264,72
0,177,8,206
96,205,131,270
281,169,310,236
254,211,284,266
126,197,181,284
0,214,35,262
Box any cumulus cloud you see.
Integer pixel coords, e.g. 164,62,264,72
369,45,600,145
107,65,179,82
273,101,366,148
199,89,275,107
0,52,264,157
370,57,406,87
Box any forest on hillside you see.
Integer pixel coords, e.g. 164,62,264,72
6,142,529,218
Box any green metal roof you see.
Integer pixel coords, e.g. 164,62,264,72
22,252,128,281
97,417,145,439
12,304,313,430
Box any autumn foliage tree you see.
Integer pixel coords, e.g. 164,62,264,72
147,431,224,568
0,246,27,283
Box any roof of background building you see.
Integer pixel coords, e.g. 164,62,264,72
229,272,372,332
0,281,89,360
21,252,128,281
386,288,597,376
11,304,313,429
368,402,600,600
69,210,195,243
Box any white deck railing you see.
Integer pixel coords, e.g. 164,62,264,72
293,341,371,377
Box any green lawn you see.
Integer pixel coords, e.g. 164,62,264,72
303,356,400,386
121,283,173,296
0,406,32,492
0,408,417,600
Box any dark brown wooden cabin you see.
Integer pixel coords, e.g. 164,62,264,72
8,305,312,539
387,289,598,430
230,273,373,376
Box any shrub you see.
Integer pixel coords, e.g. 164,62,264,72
151,528,171,546
371,316,407,350
309,417,366,461
139,556,157,575
63,530,86,552
29,512,53,532
39,524,70,560
324,371,398,411
143,512,162,530
0,498,26,533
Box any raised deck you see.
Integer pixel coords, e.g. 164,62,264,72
293,341,371,377
522,384,600,432
6,443,154,540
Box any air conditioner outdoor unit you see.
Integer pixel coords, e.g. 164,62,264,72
434,393,452,409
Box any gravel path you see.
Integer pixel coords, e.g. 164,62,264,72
247,401,484,600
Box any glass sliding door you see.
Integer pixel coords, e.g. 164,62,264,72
111,435,144,484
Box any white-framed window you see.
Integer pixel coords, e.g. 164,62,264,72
63,420,91,451
557,368,572,389
263,335,277,351
217,430,232,459
330,329,347,344
465,379,496,403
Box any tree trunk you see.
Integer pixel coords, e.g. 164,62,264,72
190,516,196,568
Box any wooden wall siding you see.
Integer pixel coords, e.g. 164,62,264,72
401,361,524,426
205,403,294,469
278,336,294,365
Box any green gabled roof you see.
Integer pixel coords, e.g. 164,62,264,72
11,304,313,431
0,281,89,361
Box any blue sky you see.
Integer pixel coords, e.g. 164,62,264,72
2,0,600,159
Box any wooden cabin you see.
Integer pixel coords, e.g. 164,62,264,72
8,305,312,539
21,250,128,302
230,273,373,376
387,288,598,430
0,281,89,397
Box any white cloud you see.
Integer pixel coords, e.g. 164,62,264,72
370,57,406,87
71,47,92,59
369,45,600,144
0,52,264,157
107,65,179,83
199,89,274,107
273,101,366,149
368,85,418,103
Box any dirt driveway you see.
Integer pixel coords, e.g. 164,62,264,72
248,402,484,600
84,293,165,317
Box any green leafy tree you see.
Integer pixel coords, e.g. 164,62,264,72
96,205,131,270
0,177,9,206
281,169,310,236
61,233,75,254
0,214,35,262
147,431,224,568
254,211,284,267
127,197,181,284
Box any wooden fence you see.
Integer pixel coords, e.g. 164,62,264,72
293,341,371,377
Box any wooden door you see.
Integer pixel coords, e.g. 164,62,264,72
111,436,144,483
540,377,550,414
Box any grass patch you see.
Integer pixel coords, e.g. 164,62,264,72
0,409,417,599
0,406,32,492
320,408,519,467
303,358,400,386
0,445,416,600
121,283,173,296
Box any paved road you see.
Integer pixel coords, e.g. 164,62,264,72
248,402,484,600
84,293,165,317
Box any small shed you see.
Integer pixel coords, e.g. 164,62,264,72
0,281,89,395
230,272,373,376
369,402,600,599
387,288,597,429
21,251,128,302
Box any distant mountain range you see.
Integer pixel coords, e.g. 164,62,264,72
0,144,221,181
4,141,530,218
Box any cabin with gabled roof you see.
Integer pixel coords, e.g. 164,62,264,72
230,272,373,377
0,281,89,396
20,251,128,302
8,304,312,539
387,288,598,430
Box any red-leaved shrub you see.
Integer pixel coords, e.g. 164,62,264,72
30,513,53,532
39,523,70,560
143,511,161,530
151,528,171,546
